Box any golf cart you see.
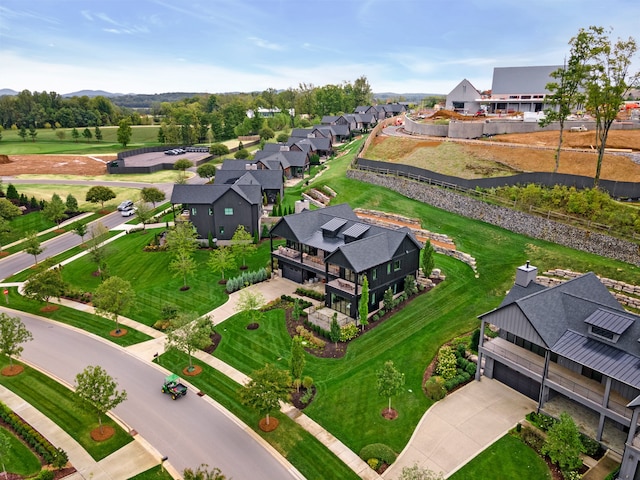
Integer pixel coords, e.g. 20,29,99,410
161,373,187,400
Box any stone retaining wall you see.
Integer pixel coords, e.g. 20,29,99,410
346,170,640,266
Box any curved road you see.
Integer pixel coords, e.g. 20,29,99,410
5,308,297,480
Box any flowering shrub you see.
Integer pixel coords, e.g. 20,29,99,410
340,323,359,342
435,346,457,381
295,325,326,349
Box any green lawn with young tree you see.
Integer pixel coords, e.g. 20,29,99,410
0,426,42,477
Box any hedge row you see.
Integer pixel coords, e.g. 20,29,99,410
294,287,325,301
225,267,268,293
0,400,68,467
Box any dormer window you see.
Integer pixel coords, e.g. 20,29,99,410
584,308,634,344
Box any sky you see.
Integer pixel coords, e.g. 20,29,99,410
1,0,639,96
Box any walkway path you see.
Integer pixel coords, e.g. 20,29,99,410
382,378,536,479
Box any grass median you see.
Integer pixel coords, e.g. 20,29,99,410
0,357,132,461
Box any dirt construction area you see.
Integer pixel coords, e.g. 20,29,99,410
0,154,114,176
367,129,640,182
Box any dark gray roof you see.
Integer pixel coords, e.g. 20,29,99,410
254,150,307,168
221,159,256,170
289,137,331,152
262,143,287,152
584,308,635,335
214,169,283,191
553,330,640,389
270,203,422,271
170,183,261,206
492,65,562,95
317,124,349,137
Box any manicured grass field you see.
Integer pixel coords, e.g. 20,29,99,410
58,228,281,326
449,434,551,480
0,358,132,461
159,349,360,480
0,125,163,155
128,465,173,480
4,287,153,346
0,425,42,477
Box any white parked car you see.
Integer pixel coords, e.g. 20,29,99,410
121,206,137,217
117,200,134,211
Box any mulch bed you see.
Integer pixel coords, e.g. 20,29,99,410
258,417,279,432
109,328,127,337
183,365,203,376
1,364,24,376
90,425,115,441
290,386,317,410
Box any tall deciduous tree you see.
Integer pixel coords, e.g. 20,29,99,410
23,267,66,308
541,412,585,472
166,312,213,371
540,46,590,172
358,275,369,330
74,365,127,434
239,363,291,427
166,221,199,289
135,201,154,230
85,186,116,208
329,313,341,347
235,290,265,325
43,193,67,226
23,232,43,265
207,247,236,281
72,221,87,243
230,225,256,268
116,119,132,147
93,276,136,333
0,312,33,368
87,221,109,277
0,198,21,220
577,26,639,187
140,187,165,207
376,360,405,412
197,163,217,182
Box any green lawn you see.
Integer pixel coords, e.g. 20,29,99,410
4,287,152,346
0,357,132,461
159,349,360,480
449,434,551,480
0,425,42,477
0,125,163,155
128,465,173,480
58,228,280,326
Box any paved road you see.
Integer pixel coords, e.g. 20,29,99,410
7,308,298,480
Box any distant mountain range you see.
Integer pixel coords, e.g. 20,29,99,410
0,89,444,108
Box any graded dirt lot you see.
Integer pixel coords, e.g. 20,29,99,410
0,154,113,176
367,130,640,182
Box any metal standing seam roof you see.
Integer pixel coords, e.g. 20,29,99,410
553,330,640,389
321,217,347,233
343,223,370,239
584,308,636,335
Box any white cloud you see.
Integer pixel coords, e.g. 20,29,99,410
248,37,284,51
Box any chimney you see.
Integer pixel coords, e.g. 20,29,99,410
514,261,538,287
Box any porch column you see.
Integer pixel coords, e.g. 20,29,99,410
537,350,551,413
598,377,613,441
475,320,486,381
626,407,640,445
269,234,274,272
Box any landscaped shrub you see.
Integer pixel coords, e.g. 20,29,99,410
372,313,380,322
294,287,325,301
302,376,313,389
300,388,314,404
520,426,545,453
464,361,476,377
367,458,381,470
424,376,446,401
580,433,602,457
340,323,359,342
359,443,397,466
295,325,326,349
444,371,470,391
225,267,268,293
280,294,312,310
0,401,68,466
35,470,55,480
526,411,558,431
435,345,457,381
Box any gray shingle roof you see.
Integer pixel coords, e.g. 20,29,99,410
170,183,261,206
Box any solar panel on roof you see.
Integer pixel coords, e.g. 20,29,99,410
343,223,370,239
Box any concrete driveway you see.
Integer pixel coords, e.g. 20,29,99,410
383,377,536,478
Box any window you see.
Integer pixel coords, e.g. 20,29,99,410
589,325,616,341
387,263,391,275
191,207,197,216
394,260,401,271
224,208,234,216
219,226,224,235
372,268,377,281
208,208,213,216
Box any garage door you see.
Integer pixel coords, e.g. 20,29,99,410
282,263,303,283
493,362,540,401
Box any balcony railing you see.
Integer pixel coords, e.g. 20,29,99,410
273,246,339,274
483,337,635,421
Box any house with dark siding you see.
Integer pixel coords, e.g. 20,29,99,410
477,262,640,478
269,204,421,319
214,169,283,205
170,183,263,241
